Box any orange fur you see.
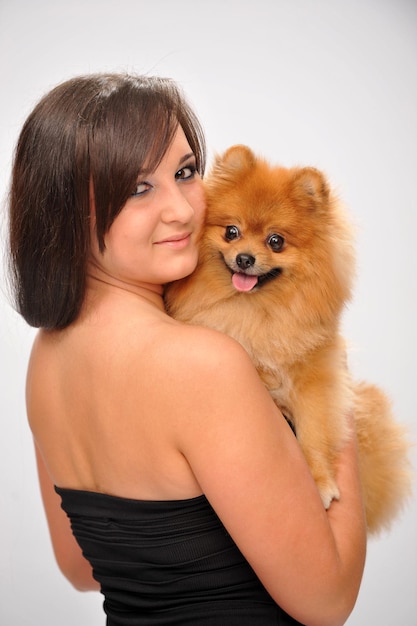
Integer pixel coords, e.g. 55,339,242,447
165,145,412,534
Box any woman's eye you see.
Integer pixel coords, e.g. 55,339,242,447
225,225,240,241
268,233,285,252
131,182,151,197
175,164,197,181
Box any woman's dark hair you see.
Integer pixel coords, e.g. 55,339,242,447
8,73,206,330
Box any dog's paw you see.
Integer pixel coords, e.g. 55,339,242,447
318,480,340,510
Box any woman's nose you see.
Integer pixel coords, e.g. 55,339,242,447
161,184,194,223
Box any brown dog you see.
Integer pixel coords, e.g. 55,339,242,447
165,145,411,534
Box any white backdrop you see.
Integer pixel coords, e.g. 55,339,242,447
0,1,416,624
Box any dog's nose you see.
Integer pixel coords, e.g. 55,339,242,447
236,253,256,270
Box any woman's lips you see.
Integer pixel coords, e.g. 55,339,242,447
155,233,192,249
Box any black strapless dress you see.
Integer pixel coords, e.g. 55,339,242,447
55,487,304,625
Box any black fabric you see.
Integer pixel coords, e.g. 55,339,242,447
55,487,304,625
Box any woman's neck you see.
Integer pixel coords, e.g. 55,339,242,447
84,262,166,316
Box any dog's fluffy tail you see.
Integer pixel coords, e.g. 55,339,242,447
353,382,413,535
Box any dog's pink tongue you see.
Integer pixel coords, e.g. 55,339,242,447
232,273,258,292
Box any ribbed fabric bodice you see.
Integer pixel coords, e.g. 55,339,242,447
55,487,303,625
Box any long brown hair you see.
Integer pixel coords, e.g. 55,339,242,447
8,73,206,329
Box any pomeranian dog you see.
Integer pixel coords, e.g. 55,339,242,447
165,145,412,534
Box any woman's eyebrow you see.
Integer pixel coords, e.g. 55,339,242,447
178,152,195,166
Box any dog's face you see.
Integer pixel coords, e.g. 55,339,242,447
204,193,289,294
165,145,354,329
200,145,354,308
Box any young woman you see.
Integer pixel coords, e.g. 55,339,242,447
8,73,366,626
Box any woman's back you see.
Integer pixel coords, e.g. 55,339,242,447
27,290,206,501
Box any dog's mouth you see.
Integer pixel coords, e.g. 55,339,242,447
230,268,282,292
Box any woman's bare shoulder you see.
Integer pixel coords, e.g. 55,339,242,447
150,318,260,396
163,319,249,364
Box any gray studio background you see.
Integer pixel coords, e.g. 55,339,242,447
0,1,416,624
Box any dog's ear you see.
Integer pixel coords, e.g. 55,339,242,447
220,145,255,170
209,145,256,183
292,167,330,206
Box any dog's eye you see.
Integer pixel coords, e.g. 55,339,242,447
225,225,240,241
268,233,285,252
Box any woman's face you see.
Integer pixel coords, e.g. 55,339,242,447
89,126,206,290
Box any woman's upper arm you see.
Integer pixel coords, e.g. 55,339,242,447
34,444,99,591
169,330,366,626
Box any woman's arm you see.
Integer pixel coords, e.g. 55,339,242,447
167,328,366,626
34,444,100,592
